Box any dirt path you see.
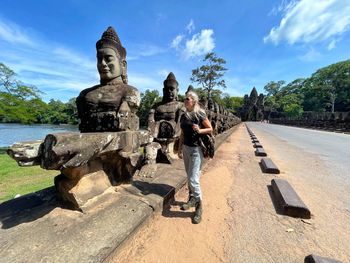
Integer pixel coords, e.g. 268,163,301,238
117,124,350,262
117,127,242,263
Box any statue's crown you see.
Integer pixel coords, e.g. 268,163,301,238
186,84,194,94
163,72,178,87
96,26,126,59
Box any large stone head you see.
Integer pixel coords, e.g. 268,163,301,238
96,26,128,84
162,72,179,102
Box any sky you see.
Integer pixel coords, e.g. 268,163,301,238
0,0,349,102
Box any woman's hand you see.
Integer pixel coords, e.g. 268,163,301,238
192,124,200,133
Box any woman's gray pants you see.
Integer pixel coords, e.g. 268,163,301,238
183,145,204,200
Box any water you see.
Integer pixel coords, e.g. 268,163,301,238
0,123,78,147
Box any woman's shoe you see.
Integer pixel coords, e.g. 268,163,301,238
181,196,196,210
192,199,202,224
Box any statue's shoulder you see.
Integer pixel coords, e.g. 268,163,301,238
78,84,101,97
121,84,139,96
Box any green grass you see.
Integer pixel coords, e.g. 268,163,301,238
0,147,57,202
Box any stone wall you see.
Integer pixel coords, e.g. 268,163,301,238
269,111,350,132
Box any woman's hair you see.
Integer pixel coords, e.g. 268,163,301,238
185,91,204,115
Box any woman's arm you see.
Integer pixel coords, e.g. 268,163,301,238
195,118,213,135
178,130,184,159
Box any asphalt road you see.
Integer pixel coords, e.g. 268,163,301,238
247,122,350,211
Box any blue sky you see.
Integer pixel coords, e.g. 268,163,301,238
0,0,349,102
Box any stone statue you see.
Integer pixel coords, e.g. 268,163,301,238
76,26,140,132
7,26,150,211
147,72,184,163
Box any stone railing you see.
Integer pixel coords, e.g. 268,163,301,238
269,111,350,132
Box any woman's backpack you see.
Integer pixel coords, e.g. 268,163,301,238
194,112,215,159
198,133,215,158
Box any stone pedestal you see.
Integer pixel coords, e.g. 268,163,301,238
8,130,151,211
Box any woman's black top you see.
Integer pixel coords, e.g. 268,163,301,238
180,110,207,147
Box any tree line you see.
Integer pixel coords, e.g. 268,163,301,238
1,54,243,127
2,56,348,125
263,60,350,117
0,63,78,125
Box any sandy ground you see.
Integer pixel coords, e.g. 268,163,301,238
117,124,350,263
117,128,240,263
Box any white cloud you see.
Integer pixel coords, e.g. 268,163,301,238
171,35,184,50
298,48,321,62
269,0,298,16
128,44,167,60
264,0,350,45
0,18,98,101
183,29,215,59
128,72,160,91
0,19,34,46
327,39,337,50
186,19,195,34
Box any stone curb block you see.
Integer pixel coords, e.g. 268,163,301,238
260,158,280,174
254,142,263,148
255,148,267,156
271,179,311,219
304,254,342,263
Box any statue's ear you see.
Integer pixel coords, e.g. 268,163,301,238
122,60,127,75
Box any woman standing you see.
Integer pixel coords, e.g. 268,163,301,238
178,91,213,224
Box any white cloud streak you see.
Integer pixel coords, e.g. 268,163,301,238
186,19,195,34
0,18,97,101
264,0,350,45
0,19,34,46
298,48,321,62
171,35,184,50
128,72,160,92
127,44,167,60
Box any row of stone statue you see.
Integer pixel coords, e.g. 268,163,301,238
269,111,350,132
8,26,240,211
146,71,240,163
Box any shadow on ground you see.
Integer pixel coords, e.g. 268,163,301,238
267,185,285,216
0,187,61,229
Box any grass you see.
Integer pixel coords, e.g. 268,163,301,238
0,147,57,202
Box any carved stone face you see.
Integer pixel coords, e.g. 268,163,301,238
97,47,125,82
163,83,178,102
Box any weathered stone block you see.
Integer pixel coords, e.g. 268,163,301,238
255,147,267,156
254,142,263,148
260,158,280,174
55,170,112,211
304,254,342,263
271,179,311,218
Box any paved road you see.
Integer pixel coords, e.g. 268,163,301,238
247,122,350,210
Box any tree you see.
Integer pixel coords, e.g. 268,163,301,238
138,89,161,128
190,52,227,99
0,63,47,123
303,60,350,112
264,80,285,97
263,78,304,117
0,63,16,93
221,94,243,113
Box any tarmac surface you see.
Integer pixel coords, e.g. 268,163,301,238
247,122,350,212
